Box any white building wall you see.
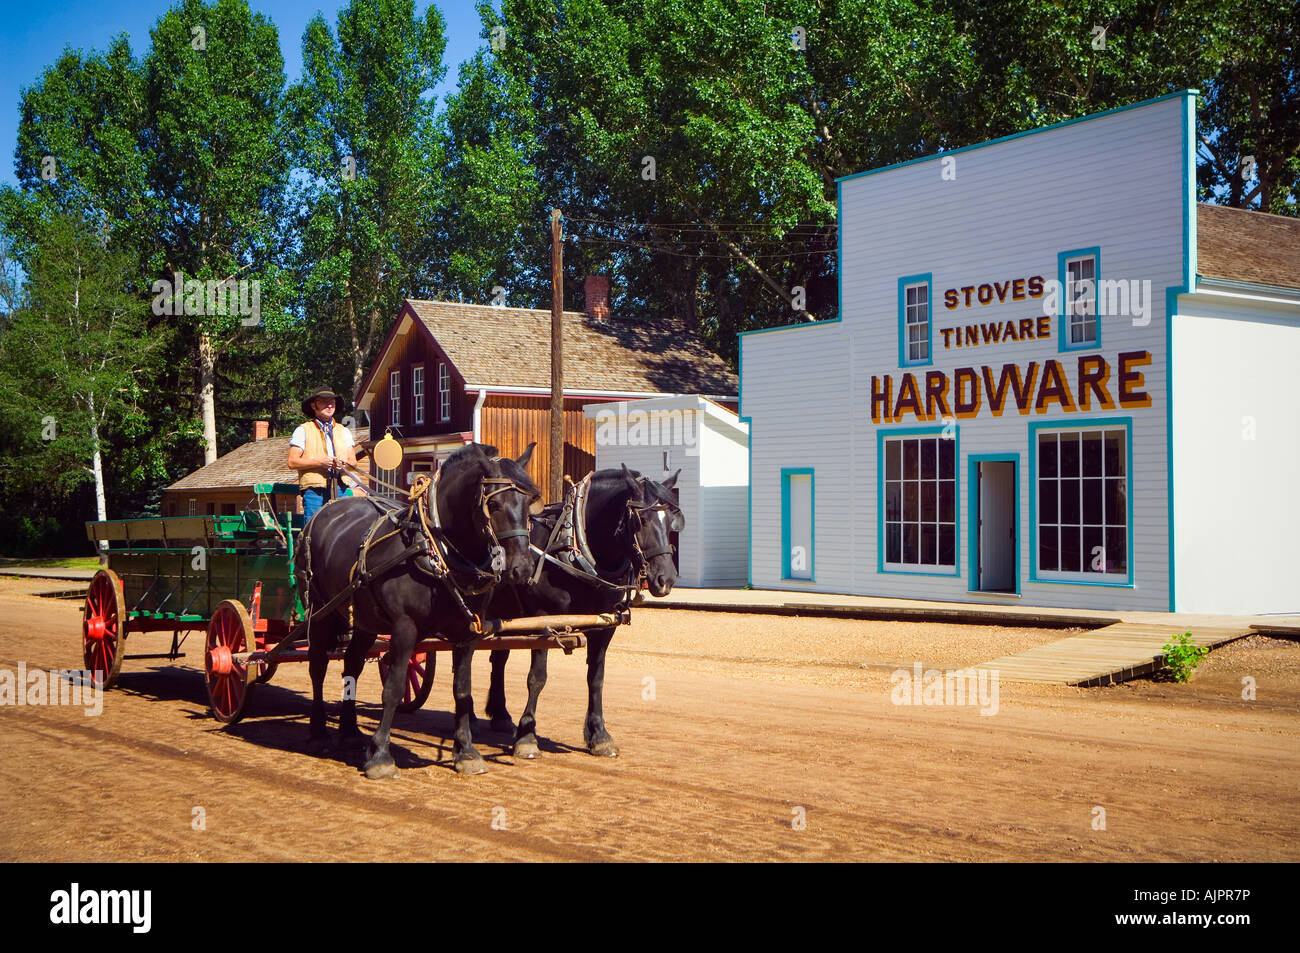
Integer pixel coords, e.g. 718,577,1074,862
592,403,750,587
1172,292,1300,614
743,94,1190,610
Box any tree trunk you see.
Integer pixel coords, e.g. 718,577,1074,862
87,392,108,550
199,331,218,464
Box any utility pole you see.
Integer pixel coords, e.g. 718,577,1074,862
549,208,564,502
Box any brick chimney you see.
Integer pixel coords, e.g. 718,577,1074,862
584,275,611,320
253,420,269,441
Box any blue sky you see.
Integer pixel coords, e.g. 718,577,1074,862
0,0,494,189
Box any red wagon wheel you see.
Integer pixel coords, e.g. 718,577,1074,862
82,568,125,689
377,650,436,713
205,600,256,723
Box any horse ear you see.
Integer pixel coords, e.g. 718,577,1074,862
515,441,536,469
474,442,498,459
620,463,641,495
661,469,681,490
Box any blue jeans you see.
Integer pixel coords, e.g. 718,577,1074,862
301,486,335,523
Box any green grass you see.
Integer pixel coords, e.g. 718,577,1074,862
0,556,102,571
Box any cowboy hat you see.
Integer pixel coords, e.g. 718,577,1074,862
301,387,346,420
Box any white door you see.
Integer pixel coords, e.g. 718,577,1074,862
978,462,1016,592
786,472,813,580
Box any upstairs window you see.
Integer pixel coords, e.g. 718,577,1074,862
389,370,401,426
412,365,425,425
898,274,932,366
1059,249,1100,350
439,363,450,422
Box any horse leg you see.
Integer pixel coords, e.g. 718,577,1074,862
363,619,413,780
306,619,335,755
338,629,376,751
584,626,618,757
452,642,487,775
485,649,514,734
512,648,548,760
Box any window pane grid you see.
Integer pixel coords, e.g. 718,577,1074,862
1037,427,1126,575
904,282,929,362
1067,256,1096,345
884,436,956,570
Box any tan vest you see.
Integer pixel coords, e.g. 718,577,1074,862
298,420,349,489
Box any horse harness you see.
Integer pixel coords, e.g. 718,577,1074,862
528,472,680,607
299,461,536,636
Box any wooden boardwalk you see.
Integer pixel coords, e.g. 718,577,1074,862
970,622,1253,686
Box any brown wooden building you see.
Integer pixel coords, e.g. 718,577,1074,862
353,278,738,498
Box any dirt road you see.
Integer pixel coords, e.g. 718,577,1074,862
1,579,1296,861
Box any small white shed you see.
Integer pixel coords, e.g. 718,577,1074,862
584,395,749,587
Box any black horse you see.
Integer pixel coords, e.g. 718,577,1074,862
484,465,682,759
296,442,541,777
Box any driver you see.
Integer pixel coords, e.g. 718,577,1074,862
288,387,364,522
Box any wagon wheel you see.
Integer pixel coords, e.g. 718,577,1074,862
82,568,125,690
205,600,257,723
377,650,435,713
255,661,278,684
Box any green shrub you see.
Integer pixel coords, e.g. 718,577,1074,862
1161,631,1209,682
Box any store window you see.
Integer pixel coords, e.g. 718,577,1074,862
898,274,932,366
880,429,958,573
1032,420,1130,582
1059,248,1100,350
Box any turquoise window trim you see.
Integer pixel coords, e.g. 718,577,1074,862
780,467,815,581
1028,416,1135,587
1058,247,1102,353
967,453,1021,595
898,273,934,368
876,424,960,577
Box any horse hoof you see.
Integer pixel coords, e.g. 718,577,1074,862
490,715,515,734
364,758,399,780
455,757,488,776
307,734,333,756
588,741,619,758
513,740,541,760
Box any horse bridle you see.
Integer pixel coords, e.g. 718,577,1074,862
423,461,540,578
530,474,679,596
619,481,680,572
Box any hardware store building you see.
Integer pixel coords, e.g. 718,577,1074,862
740,91,1300,614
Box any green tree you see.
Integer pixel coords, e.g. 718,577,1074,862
1196,0,1299,214
143,0,291,462
0,212,161,539
286,0,448,395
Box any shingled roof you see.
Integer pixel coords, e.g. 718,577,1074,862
401,300,738,396
166,427,370,492
1198,204,1300,290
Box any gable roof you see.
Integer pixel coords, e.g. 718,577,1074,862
358,300,738,404
1198,204,1300,291
165,426,369,492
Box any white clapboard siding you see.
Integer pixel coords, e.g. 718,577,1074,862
590,399,750,588
743,93,1191,611
1172,295,1300,614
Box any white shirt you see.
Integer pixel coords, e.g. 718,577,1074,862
290,420,357,486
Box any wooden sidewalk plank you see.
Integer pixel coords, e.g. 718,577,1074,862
963,622,1251,686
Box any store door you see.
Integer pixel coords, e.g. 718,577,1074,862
976,460,1017,593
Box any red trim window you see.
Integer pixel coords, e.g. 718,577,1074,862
390,369,401,426
412,364,425,425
